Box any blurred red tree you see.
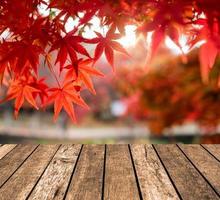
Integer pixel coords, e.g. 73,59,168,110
1,0,220,122
115,52,220,135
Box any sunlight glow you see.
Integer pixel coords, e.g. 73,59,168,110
118,25,137,47
66,15,137,47
38,4,205,54
82,17,108,39
38,3,138,48
0,29,10,41
65,17,80,32
146,31,153,48
165,36,189,55
165,35,205,55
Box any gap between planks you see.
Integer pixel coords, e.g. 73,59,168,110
177,144,220,197
0,144,219,200
0,144,17,160
0,145,60,200
154,144,219,200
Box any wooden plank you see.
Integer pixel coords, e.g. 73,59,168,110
104,145,140,200
28,144,82,200
0,144,38,187
0,144,17,159
202,144,220,161
178,144,220,195
65,145,105,200
154,144,219,200
131,144,179,200
0,145,59,200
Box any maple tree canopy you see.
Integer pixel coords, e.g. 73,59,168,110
0,0,220,122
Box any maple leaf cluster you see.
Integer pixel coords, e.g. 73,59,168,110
0,0,220,122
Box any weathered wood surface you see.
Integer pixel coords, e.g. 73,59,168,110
0,144,219,200
104,145,140,200
0,145,59,200
65,145,105,200
0,144,17,159
131,144,179,200
202,144,220,161
0,144,38,187
178,144,220,196
29,145,81,200
154,144,219,200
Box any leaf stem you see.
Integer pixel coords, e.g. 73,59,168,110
46,55,61,88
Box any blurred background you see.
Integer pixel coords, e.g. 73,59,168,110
1,25,220,144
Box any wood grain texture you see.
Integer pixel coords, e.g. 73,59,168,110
104,145,140,200
131,144,179,200
178,144,220,196
202,144,220,161
0,144,219,200
154,144,219,200
65,145,105,200
0,144,38,187
28,144,81,200
0,145,59,200
0,144,17,159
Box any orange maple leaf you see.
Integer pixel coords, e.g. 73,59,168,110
65,59,104,94
50,30,91,72
1,77,40,118
88,26,129,70
46,81,89,123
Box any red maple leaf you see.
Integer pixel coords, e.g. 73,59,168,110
88,26,129,69
65,59,104,94
50,30,91,72
31,77,49,105
148,27,166,63
199,40,218,83
46,81,89,123
193,19,220,82
0,41,43,75
0,76,40,118
1,0,220,124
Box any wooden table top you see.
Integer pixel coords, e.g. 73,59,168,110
0,144,219,200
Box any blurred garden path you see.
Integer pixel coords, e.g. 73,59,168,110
0,125,149,140
0,123,202,141
0,112,203,141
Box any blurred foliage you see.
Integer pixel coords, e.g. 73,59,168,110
115,51,220,135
